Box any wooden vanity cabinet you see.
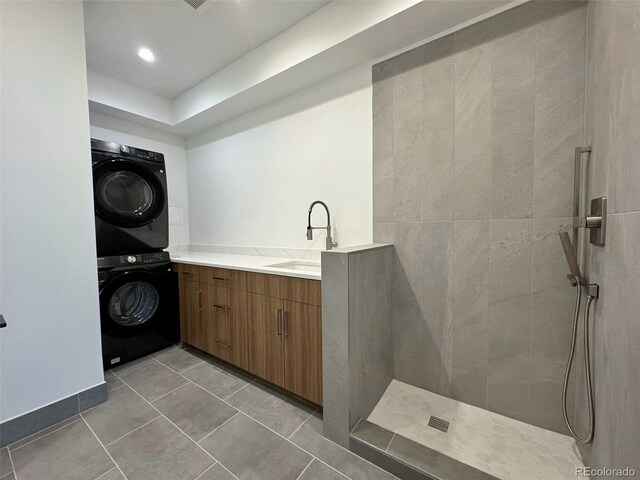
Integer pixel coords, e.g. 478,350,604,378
174,263,322,405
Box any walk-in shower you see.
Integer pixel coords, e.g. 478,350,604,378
559,146,606,444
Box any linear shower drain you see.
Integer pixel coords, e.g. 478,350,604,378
428,415,449,433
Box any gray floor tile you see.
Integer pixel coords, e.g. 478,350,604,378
10,419,114,480
83,385,160,445
111,355,154,373
182,361,250,399
199,413,311,480
351,420,394,450
97,467,126,480
0,447,12,478
299,459,347,480
118,360,189,401
387,434,497,480
151,345,204,372
107,416,214,480
1,474,14,480
152,383,238,442
105,371,124,391
226,381,314,437
196,463,235,480
8,415,81,450
289,414,395,480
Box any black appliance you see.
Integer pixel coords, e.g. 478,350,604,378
91,138,169,255
99,251,179,369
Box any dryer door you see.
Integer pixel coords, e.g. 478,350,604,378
100,270,169,338
93,159,165,228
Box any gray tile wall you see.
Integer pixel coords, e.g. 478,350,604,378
576,0,640,472
372,1,586,433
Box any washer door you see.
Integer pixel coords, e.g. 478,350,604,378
100,271,167,337
93,159,165,228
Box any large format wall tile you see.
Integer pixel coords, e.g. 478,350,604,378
491,4,536,219
533,1,586,218
453,21,492,221
419,222,453,394
372,0,588,433
450,221,489,407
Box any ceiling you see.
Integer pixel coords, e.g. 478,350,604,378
83,0,330,99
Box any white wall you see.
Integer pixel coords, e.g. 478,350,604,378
186,67,373,250
0,1,104,422
89,112,190,248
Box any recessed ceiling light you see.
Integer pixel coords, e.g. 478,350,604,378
137,47,155,63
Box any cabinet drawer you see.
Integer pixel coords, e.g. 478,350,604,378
246,272,287,298
286,277,321,306
178,264,201,282
203,266,247,291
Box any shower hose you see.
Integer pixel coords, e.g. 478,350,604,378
562,277,595,444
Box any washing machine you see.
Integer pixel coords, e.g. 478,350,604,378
99,251,179,369
91,139,169,255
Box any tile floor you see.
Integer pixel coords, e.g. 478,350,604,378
0,346,396,480
367,380,586,480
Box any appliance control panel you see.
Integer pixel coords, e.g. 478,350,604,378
91,138,164,163
98,251,170,269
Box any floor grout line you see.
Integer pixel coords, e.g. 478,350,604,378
385,433,396,453
6,447,17,480
80,413,129,480
222,378,255,400
294,458,314,480
8,416,83,452
193,463,217,480
110,368,240,480
197,412,240,444
148,381,191,403
288,408,317,439
103,415,162,448
94,466,119,480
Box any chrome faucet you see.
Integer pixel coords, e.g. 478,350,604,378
307,200,338,250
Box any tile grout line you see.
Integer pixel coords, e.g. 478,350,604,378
8,416,83,452
287,408,317,439
222,378,255,401
110,368,240,480
148,381,192,403
94,466,119,480
193,463,217,480
385,433,396,453
80,413,130,480
103,415,162,448
6,447,17,480
294,458,314,480
197,412,240,445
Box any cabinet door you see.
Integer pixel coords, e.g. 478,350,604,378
283,300,322,405
247,293,284,388
184,279,207,351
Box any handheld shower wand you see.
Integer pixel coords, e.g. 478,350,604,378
558,231,596,444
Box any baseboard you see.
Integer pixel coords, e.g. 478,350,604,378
0,382,107,448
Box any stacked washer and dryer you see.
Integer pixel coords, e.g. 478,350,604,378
91,139,179,370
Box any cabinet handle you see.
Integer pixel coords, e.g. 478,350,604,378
198,290,203,311
283,310,289,337
212,276,227,281
214,304,229,310
276,309,282,335
183,271,191,276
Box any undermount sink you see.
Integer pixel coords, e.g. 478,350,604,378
266,260,321,272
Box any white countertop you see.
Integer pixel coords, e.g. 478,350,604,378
170,251,321,280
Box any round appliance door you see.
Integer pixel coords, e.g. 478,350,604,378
100,271,167,337
93,159,165,228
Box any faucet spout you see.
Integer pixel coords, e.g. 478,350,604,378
307,200,338,250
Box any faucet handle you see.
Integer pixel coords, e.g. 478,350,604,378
306,226,313,240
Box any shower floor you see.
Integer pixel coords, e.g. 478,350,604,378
366,380,585,480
